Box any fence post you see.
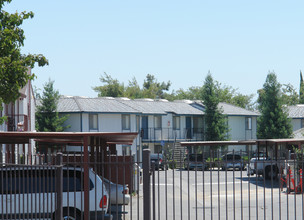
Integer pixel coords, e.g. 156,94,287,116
56,152,63,220
143,149,151,220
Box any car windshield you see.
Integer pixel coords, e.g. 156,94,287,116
188,154,204,161
252,152,267,158
150,154,163,160
222,154,241,161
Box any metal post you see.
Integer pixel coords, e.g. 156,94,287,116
152,162,155,220
56,152,63,220
143,149,151,220
83,136,89,220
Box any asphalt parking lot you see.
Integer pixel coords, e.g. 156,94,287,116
116,169,304,220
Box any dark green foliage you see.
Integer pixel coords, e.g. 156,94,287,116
36,79,69,132
0,0,48,103
92,72,125,97
142,74,171,99
300,71,304,104
257,73,292,139
281,83,299,106
0,0,48,124
202,74,229,141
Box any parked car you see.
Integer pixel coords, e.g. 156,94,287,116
184,154,208,170
0,166,112,220
102,178,130,205
150,153,168,170
247,153,279,180
221,153,245,171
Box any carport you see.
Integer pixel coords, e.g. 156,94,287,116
0,131,138,220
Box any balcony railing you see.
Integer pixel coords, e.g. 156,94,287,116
141,127,205,142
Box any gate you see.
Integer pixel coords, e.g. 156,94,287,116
144,149,304,220
1,144,304,219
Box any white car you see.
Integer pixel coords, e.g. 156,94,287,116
103,178,130,205
0,166,112,220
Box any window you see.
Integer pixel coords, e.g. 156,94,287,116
173,116,180,130
89,114,98,130
154,116,162,129
154,145,162,153
122,145,131,155
246,117,252,130
136,115,140,132
122,115,130,130
193,116,203,133
0,169,93,194
301,119,304,128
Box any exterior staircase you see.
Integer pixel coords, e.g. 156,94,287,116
172,142,187,169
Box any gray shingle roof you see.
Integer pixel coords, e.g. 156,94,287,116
286,105,304,118
219,102,259,116
190,101,259,116
57,96,259,116
119,99,203,115
57,97,138,113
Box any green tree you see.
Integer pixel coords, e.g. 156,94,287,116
257,73,292,139
174,86,203,100
36,79,69,132
124,77,142,99
202,73,229,141
0,0,48,105
92,72,125,97
214,82,255,110
300,71,304,104
173,81,255,110
142,74,171,99
281,83,299,106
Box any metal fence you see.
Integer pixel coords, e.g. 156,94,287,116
1,149,304,220
147,149,304,220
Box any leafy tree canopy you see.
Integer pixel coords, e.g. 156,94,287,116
92,72,255,110
0,0,48,104
281,83,299,106
0,0,48,125
92,72,125,97
142,74,171,99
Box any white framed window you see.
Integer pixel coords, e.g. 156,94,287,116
173,116,180,130
89,114,98,130
154,116,162,129
246,117,252,130
122,115,130,130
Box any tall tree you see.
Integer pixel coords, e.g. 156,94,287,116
202,73,229,141
92,72,124,97
0,0,48,104
300,71,304,104
36,79,69,132
257,73,292,139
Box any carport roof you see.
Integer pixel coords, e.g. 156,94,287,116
180,138,304,147
0,131,138,145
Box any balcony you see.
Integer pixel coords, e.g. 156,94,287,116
141,127,205,142
6,115,28,131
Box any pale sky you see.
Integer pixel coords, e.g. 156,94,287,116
4,1,304,99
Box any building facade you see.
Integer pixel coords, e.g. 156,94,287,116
57,96,259,159
0,68,36,162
